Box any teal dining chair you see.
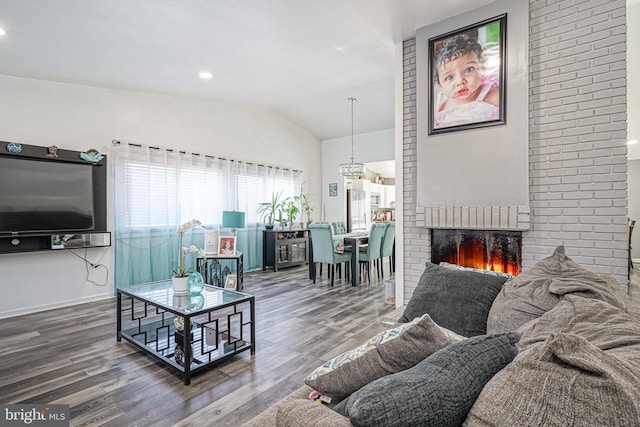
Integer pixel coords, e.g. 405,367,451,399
357,222,387,283
309,222,351,286
331,221,347,235
380,222,396,276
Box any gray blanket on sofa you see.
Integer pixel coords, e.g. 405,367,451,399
487,245,631,334
466,246,640,427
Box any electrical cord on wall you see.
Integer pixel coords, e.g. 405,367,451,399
67,249,109,287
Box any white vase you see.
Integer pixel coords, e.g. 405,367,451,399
172,276,189,295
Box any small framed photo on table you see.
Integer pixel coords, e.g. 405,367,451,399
225,274,238,290
218,236,236,256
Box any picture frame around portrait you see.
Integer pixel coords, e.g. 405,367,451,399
225,274,238,290
428,14,507,135
218,236,236,256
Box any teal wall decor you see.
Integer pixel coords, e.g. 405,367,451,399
6,142,22,153
80,148,104,162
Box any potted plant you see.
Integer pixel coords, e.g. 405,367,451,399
299,190,314,227
257,191,284,229
172,218,204,294
283,195,300,229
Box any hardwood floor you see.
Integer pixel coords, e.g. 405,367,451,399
0,264,396,427
2,264,637,427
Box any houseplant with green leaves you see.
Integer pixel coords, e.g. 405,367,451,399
257,191,285,229
283,195,300,229
299,190,314,227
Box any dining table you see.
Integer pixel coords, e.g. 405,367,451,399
307,229,370,286
334,230,370,286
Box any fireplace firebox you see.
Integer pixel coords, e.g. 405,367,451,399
431,229,522,276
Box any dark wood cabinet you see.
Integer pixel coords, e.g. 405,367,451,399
262,229,309,271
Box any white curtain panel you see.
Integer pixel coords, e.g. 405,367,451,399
113,142,301,287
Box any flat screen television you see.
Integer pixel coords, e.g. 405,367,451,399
0,156,101,235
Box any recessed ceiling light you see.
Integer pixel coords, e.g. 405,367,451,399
0,28,7,37
628,139,638,145
198,71,213,80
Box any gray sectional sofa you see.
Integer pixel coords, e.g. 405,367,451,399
243,246,640,426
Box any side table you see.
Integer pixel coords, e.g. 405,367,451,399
197,252,244,290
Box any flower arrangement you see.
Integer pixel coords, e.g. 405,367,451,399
172,219,204,277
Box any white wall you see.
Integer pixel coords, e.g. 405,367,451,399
321,129,394,223
415,0,529,209
0,75,321,318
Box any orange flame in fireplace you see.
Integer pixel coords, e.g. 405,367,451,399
445,237,520,276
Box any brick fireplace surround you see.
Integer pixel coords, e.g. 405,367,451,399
401,0,629,303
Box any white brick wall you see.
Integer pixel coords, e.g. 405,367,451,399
402,0,629,298
528,0,627,282
402,38,430,300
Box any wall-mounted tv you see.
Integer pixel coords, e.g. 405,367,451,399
0,142,107,236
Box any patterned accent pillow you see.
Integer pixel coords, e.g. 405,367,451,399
304,313,464,401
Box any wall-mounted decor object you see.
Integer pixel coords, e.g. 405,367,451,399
80,148,104,162
329,183,338,197
428,14,507,135
6,142,22,153
46,145,59,157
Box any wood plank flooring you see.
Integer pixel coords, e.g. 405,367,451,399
2,264,638,427
0,264,396,427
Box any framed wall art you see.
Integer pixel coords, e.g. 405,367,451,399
329,183,338,197
428,14,507,135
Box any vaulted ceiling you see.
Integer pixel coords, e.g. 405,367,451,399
0,0,494,141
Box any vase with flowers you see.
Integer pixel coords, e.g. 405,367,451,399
172,219,204,294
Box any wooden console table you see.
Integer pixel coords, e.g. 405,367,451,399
262,229,309,271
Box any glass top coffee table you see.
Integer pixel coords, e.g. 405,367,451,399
117,280,255,385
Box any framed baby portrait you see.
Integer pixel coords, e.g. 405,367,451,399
428,14,507,135
218,236,236,256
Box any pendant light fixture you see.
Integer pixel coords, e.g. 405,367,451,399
338,97,366,179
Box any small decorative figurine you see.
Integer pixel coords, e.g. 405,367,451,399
46,145,59,157
80,148,104,163
6,142,22,153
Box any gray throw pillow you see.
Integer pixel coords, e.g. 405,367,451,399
400,262,509,337
334,332,520,427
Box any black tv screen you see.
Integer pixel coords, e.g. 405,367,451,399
0,157,95,234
